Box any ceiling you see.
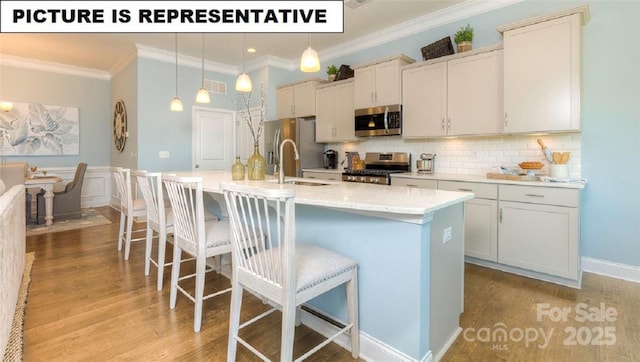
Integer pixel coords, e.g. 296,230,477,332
0,1,490,74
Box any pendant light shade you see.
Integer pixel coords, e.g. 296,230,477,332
170,97,183,112
196,33,210,104
236,34,252,92
0,101,13,112
196,88,210,103
300,35,320,72
171,33,183,112
235,73,252,93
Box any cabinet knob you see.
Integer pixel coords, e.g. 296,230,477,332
441,118,445,131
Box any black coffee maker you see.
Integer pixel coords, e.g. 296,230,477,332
324,149,338,169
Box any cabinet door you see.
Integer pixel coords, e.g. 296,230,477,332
294,82,317,117
334,82,357,142
402,63,447,138
375,61,402,106
448,50,503,136
354,66,375,109
498,201,578,279
503,13,581,133
315,87,336,143
276,86,294,119
464,199,498,261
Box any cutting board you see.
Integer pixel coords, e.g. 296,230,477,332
486,172,540,181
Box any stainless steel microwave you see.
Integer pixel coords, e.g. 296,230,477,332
354,104,402,137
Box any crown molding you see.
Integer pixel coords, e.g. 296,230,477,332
135,44,238,76
320,0,523,61
246,55,297,72
109,45,138,76
0,53,111,80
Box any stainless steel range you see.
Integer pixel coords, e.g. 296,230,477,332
342,152,411,185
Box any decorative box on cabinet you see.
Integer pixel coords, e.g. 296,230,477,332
276,79,323,119
353,54,415,109
499,6,589,133
315,80,358,143
438,181,498,262
403,47,503,138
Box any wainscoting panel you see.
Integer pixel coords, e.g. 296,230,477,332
28,166,112,210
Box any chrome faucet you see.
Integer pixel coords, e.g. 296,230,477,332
278,138,299,184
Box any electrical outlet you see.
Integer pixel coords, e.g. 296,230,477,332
443,227,452,243
159,151,170,158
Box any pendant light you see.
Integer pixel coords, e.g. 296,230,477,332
300,34,320,72
0,101,13,112
235,33,252,92
170,33,183,112
195,33,210,103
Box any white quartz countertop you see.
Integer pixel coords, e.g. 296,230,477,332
392,172,586,189
170,170,473,216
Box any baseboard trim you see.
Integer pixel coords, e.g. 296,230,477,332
581,257,640,284
299,307,432,362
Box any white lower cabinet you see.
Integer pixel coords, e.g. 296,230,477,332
438,181,498,262
392,176,582,286
498,185,579,280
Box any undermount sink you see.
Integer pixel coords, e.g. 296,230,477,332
267,178,333,186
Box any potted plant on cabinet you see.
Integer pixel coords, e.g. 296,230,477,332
326,64,338,82
454,24,473,52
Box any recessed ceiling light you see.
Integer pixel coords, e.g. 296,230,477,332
247,48,256,53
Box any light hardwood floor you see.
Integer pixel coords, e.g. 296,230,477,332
24,206,639,361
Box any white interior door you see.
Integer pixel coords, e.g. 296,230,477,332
192,108,234,170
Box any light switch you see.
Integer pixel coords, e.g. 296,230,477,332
159,151,170,158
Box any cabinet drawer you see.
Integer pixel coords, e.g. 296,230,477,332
438,181,497,199
499,185,578,207
303,171,341,182
392,177,437,189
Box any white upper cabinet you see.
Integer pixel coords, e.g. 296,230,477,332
353,55,414,109
276,79,323,119
403,47,503,138
316,80,357,143
403,62,447,138
447,49,503,136
500,10,586,133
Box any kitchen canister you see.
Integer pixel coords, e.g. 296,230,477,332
549,164,569,178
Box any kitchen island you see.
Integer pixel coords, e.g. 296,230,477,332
171,170,473,361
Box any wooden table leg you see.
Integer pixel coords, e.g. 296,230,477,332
43,186,54,226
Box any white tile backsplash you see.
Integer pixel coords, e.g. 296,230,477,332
328,134,582,178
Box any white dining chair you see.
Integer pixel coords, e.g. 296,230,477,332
162,174,233,333
134,170,176,290
111,167,147,260
222,183,360,361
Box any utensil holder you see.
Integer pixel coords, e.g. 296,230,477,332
549,164,569,178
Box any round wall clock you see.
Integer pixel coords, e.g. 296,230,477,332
113,99,127,152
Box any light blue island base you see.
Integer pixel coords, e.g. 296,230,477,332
294,203,465,362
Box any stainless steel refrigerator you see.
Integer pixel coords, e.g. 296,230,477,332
264,118,324,177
